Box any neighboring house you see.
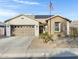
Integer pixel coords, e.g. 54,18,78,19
5,14,71,37
46,15,71,37
0,22,5,37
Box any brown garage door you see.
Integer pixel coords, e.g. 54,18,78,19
11,25,35,36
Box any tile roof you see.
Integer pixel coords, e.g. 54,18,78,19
35,15,52,19
4,14,71,23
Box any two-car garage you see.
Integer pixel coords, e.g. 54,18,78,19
11,25,35,36
5,15,39,37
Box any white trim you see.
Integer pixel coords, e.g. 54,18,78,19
35,25,39,36
45,25,47,32
6,25,11,36
67,21,70,35
59,23,61,32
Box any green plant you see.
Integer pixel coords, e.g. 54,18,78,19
40,32,53,43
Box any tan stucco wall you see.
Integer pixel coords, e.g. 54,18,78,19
48,16,70,38
5,16,38,25
5,15,39,37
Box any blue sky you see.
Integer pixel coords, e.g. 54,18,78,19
0,0,78,22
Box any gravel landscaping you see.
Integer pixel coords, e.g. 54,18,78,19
28,37,78,49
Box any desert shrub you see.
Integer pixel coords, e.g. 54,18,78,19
40,32,53,43
57,34,62,39
57,34,61,38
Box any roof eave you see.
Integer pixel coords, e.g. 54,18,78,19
45,15,72,22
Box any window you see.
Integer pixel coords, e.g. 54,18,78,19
32,25,34,28
29,25,31,28
54,22,61,32
15,26,16,28
20,26,22,28
17,26,19,28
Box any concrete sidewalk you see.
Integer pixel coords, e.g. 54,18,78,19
0,48,78,57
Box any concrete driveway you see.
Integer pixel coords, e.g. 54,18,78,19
0,36,34,57
0,37,78,58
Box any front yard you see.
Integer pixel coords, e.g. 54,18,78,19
0,36,77,57
28,37,78,49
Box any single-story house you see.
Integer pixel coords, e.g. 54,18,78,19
46,15,71,37
5,14,71,37
0,22,5,37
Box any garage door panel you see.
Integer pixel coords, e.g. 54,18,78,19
11,25,35,36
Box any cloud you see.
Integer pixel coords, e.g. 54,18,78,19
0,9,19,16
0,8,20,21
0,8,20,22
0,0,19,9
13,0,40,5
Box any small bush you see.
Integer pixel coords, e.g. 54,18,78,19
57,34,61,38
40,32,53,43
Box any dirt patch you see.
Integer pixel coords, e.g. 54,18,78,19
28,37,77,49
